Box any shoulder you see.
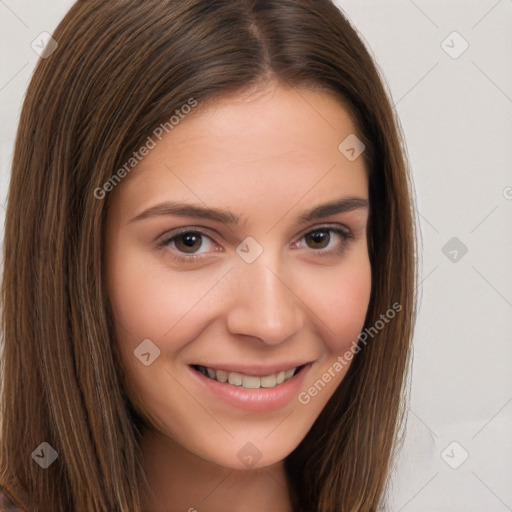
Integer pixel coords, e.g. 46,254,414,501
0,485,28,512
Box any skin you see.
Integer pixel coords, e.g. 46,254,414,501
105,82,371,512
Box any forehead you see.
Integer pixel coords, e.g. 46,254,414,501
154,85,359,162
110,85,368,217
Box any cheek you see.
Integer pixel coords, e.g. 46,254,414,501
105,248,198,428
307,256,372,354
107,244,215,342
107,255,166,341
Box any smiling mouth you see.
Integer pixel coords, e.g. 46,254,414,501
190,364,307,389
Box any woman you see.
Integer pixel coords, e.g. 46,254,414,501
0,0,418,510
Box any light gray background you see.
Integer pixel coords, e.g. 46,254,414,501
1,1,511,511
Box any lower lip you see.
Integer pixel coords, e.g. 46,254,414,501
189,364,312,412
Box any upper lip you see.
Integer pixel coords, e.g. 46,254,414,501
190,362,312,376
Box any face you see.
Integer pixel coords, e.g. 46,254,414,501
105,83,371,470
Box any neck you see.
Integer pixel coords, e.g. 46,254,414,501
139,428,294,512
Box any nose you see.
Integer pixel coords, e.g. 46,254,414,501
225,257,304,346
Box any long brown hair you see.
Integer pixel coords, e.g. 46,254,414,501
0,1,418,510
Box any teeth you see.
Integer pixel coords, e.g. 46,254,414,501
216,369,228,383
228,372,243,386
260,374,276,388
242,375,260,389
196,365,300,389
285,369,295,380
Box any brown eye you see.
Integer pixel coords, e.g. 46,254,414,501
159,228,219,263
296,227,352,255
304,229,331,249
159,228,220,264
171,232,206,254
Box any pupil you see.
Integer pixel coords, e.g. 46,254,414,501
308,230,329,249
177,233,201,253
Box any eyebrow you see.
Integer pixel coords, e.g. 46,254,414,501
129,196,369,226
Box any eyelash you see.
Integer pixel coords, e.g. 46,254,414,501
157,226,354,264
